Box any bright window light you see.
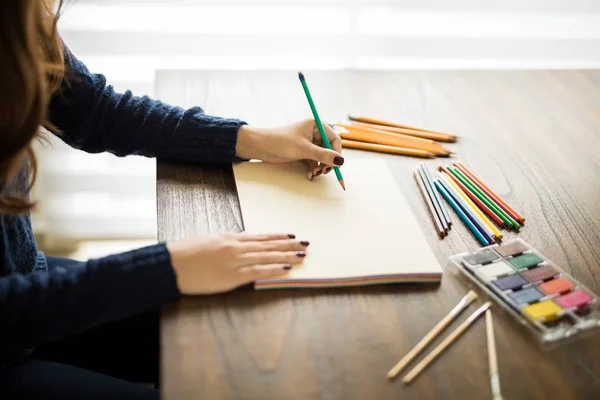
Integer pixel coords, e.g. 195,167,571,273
59,5,352,35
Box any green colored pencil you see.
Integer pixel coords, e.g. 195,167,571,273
451,167,519,229
449,166,520,230
448,166,513,228
298,72,345,190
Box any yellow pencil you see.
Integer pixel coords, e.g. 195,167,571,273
440,172,503,240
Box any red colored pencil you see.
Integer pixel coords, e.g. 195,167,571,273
438,166,505,228
453,162,524,224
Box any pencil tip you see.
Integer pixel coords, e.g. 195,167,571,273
339,180,346,190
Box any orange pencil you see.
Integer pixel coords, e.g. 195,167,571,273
342,121,437,144
342,140,434,158
348,114,457,142
336,124,450,156
348,120,455,143
340,123,453,156
453,162,524,223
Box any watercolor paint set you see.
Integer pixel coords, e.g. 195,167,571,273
447,239,600,346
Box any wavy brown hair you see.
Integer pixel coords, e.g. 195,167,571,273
0,0,65,214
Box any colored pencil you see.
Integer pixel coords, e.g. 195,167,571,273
439,174,496,243
414,170,446,238
335,124,451,156
453,161,524,224
446,166,514,228
438,178,495,245
421,164,452,228
401,302,492,384
335,122,453,156
434,180,489,246
386,290,478,379
418,167,449,232
340,140,434,158
346,121,437,144
417,169,448,233
347,115,457,143
439,165,505,228
440,172,502,240
450,167,520,230
298,72,345,190
485,310,503,400
347,121,454,155
342,140,434,158
453,162,521,225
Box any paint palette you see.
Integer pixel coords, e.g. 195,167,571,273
448,239,600,345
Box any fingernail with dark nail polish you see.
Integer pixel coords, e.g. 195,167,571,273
288,234,296,239
300,241,310,246
283,265,292,270
333,156,344,166
296,252,306,257
315,171,322,176
325,167,332,174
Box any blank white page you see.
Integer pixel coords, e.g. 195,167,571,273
233,158,443,289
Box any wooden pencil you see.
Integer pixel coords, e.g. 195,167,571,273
348,120,456,144
439,165,505,228
453,162,521,224
438,178,495,245
336,124,450,156
348,114,457,142
401,302,492,384
342,140,434,158
449,166,520,230
486,310,503,400
418,167,449,233
439,176,495,244
345,121,437,144
338,122,454,155
440,172,502,240
421,164,452,228
386,290,478,379
434,180,489,246
414,170,446,238
453,161,524,224
446,166,514,228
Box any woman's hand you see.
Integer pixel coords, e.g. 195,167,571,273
235,119,344,180
166,232,309,295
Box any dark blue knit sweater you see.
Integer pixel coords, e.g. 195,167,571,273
0,46,245,366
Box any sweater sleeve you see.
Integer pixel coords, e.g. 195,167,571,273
48,45,245,163
0,244,180,351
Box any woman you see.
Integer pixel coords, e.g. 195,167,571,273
0,1,344,398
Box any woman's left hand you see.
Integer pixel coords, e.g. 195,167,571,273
235,119,344,180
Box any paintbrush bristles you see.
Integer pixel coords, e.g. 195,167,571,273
450,290,478,316
386,291,478,379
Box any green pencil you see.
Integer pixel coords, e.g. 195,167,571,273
298,72,345,190
448,166,520,230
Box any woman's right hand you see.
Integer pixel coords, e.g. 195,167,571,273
166,232,309,295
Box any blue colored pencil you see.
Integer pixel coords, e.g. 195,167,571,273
438,178,495,245
434,180,489,246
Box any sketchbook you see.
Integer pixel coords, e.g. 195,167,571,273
233,158,443,289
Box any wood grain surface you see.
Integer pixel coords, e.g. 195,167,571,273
156,70,600,400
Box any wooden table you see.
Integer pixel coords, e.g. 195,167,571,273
155,70,600,400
